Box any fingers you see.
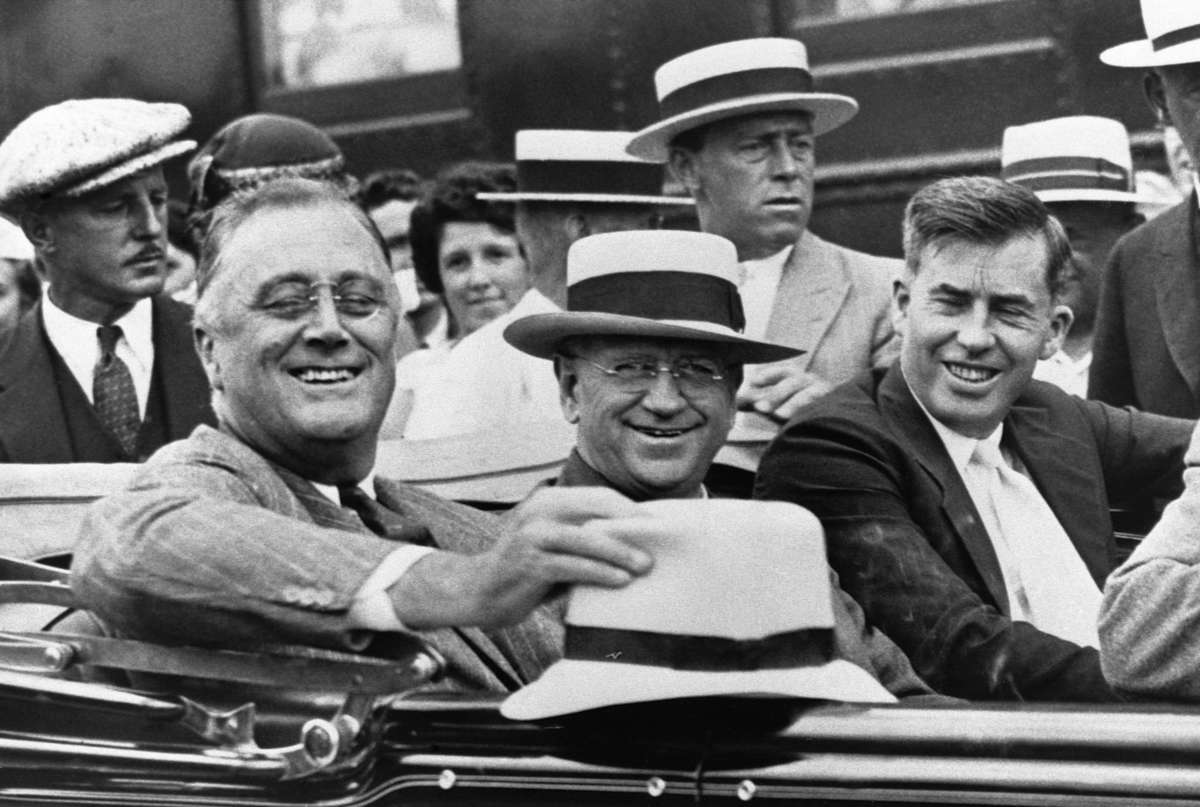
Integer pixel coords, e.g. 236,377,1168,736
538,518,655,578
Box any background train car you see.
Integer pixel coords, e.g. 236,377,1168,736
0,0,1160,256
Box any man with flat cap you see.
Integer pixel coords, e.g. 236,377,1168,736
0,98,214,462
628,38,900,454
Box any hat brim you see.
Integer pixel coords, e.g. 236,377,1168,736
626,93,859,162
476,191,694,205
1100,39,1200,68
63,139,197,197
1037,188,1154,204
500,657,895,721
504,311,803,364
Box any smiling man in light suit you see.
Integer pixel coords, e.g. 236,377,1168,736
628,38,900,451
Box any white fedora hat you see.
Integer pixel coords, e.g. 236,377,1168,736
1100,0,1200,67
626,38,859,162
475,130,693,205
1001,116,1152,204
503,230,802,364
501,498,895,721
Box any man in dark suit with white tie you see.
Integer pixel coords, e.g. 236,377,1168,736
71,178,654,692
0,98,214,462
755,176,1193,702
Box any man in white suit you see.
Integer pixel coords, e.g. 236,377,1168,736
628,38,900,445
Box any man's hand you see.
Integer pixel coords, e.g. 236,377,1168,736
389,487,654,629
737,361,834,423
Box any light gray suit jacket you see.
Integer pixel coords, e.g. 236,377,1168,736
70,425,562,692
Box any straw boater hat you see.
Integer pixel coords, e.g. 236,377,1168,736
501,498,895,720
626,38,859,162
503,230,802,364
1100,0,1200,67
1001,116,1152,205
475,129,692,205
0,98,195,219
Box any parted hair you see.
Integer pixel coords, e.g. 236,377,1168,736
902,175,1073,298
409,161,518,296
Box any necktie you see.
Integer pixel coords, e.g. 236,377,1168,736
338,484,434,546
93,325,141,459
968,441,1101,648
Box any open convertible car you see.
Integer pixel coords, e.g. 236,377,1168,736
3,553,1200,807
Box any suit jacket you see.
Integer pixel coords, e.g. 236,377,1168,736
71,425,563,693
754,364,1193,701
1089,197,1200,417
0,297,214,462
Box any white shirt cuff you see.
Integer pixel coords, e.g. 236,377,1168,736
348,545,436,631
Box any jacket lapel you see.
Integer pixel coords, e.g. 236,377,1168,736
1152,198,1200,402
0,304,76,461
1003,401,1112,583
878,367,1010,612
765,231,852,372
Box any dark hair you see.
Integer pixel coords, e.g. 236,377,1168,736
409,161,518,295
357,168,423,209
166,198,198,258
902,176,1072,297
668,124,709,154
194,177,388,308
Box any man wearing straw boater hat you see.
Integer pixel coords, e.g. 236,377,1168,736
501,229,939,708
394,129,693,440
0,98,214,462
1000,116,1147,398
1091,1,1200,417
628,38,900,441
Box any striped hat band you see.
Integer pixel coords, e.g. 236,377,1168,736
1002,156,1132,193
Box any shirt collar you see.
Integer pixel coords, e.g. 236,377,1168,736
738,244,792,284
42,294,154,367
905,376,1003,474
312,471,378,505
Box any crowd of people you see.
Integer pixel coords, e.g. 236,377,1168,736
3,0,1200,713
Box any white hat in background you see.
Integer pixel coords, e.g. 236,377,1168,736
501,498,895,721
626,37,858,162
1001,116,1151,204
475,129,692,205
1100,0,1200,68
0,98,194,218
504,229,801,364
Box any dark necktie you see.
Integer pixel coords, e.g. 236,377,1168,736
338,484,434,546
93,325,141,458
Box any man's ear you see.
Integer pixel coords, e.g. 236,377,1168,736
668,147,702,195
20,210,53,254
193,325,223,392
1040,304,1074,361
1144,70,1173,127
891,275,912,338
563,212,590,243
554,355,581,424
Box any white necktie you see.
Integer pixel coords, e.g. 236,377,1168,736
968,440,1101,648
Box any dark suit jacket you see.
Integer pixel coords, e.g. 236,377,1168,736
71,425,563,692
1089,197,1200,417
0,297,214,462
754,364,1193,701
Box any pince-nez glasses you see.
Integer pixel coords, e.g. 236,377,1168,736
252,279,384,321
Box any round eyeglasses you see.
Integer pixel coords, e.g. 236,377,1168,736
565,355,728,393
252,279,385,321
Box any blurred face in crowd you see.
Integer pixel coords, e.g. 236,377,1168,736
369,197,441,317
1148,64,1200,171
895,234,1070,439
669,112,815,261
195,199,399,479
437,220,529,337
557,336,739,500
0,259,25,354
26,168,168,322
1045,201,1141,332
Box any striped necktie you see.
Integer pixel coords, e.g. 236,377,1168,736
93,324,141,459
338,484,434,545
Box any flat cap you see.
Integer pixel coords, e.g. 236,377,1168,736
0,98,195,217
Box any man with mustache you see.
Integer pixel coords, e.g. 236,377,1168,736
0,98,214,462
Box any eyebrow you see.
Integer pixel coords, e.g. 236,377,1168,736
929,282,1036,307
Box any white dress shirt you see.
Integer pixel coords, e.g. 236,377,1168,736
1033,349,1091,398
41,295,155,416
738,245,790,341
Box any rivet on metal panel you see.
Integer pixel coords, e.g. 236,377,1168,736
737,779,757,801
41,645,71,670
646,776,666,797
438,769,457,790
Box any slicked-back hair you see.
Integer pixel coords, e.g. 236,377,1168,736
902,175,1073,298
194,177,391,330
409,161,518,296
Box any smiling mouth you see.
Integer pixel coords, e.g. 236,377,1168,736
945,362,999,383
290,367,362,384
630,425,697,438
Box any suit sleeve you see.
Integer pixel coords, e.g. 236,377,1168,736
1101,421,1200,699
71,458,398,652
1077,396,1193,508
755,413,1118,701
1088,240,1135,408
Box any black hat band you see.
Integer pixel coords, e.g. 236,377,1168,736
517,160,665,197
568,271,746,333
566,625,833,672
1003,156,1131,192
659,66,815,120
